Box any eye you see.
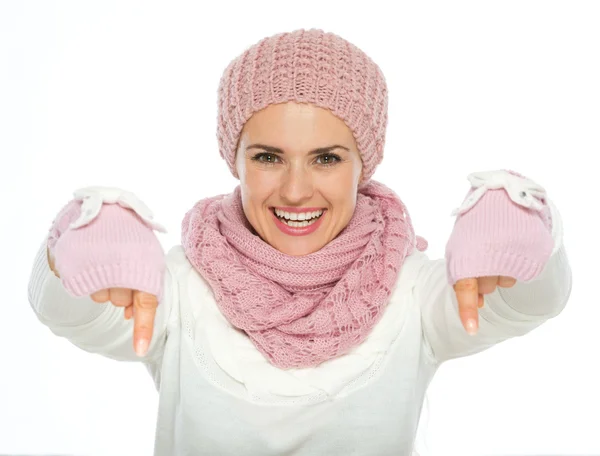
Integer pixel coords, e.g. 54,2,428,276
315,153,341,166
251,153,281,165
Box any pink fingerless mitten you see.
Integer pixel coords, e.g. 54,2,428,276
445,170,554,285
47,187,168,299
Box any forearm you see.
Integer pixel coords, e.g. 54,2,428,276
492,195,572,318
419,256,555,364
28,239,172,362
29,240,105,327
420,171,572,364
496,242,571,318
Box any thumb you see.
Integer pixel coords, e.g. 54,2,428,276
46,247,60,278
132,290,158,357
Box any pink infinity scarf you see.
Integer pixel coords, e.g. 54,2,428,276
181,180,426,369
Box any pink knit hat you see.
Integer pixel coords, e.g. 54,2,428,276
217,28,388,182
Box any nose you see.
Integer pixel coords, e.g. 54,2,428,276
279,165,314,204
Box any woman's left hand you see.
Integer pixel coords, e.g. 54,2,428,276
453,276,517,335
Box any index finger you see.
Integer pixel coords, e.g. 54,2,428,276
132,291,158,357
453,278,479,336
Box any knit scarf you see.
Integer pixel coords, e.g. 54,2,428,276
181,180,426,369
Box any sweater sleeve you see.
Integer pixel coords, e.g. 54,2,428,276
417,197,572,364
27,239,175,362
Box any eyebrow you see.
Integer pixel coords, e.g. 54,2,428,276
246,144,350,155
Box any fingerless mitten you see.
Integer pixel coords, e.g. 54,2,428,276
47,186,167,299
445,170,554,285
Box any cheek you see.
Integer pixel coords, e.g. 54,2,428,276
342,192,358,215
321,173,358,215
339,169,360,219
244,167,267,191
240,168,276,213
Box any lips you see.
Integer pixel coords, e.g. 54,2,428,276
270,207,326,236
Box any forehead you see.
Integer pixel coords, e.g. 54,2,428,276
240,102,356,152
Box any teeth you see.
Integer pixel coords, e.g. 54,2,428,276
274,208,324,221
281,218,318,228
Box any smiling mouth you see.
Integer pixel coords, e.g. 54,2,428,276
270,208,325,228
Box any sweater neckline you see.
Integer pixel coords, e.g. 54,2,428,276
178,249,429,401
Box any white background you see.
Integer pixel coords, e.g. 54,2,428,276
1,1,598,455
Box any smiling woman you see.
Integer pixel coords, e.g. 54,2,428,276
28,27,572,456
235,102,364,256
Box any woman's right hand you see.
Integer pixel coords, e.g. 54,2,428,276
47,246,160,357
46,187,167,357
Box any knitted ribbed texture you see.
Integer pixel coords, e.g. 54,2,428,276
217,28,388,182
47,200,166,299
445,172,554,285
182,180,427,369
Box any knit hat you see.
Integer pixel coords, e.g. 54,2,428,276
217,28,388,182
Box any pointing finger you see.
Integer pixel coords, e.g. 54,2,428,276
133,291,158,357
453,278,479,336
47,248,60,278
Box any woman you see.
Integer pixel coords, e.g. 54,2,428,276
29,28,572,455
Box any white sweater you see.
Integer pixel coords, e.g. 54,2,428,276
28,200,571,456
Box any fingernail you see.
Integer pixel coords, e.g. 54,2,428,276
135,339,148,357
466,318,478,336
